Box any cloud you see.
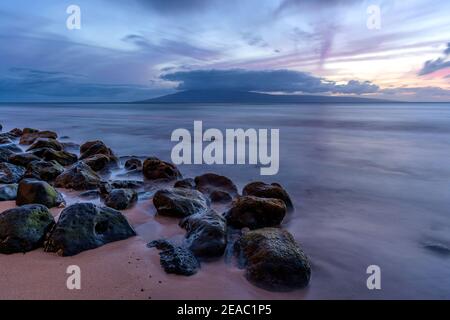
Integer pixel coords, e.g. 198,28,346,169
160,69,379,94
0,68,169,102
418,42,450,76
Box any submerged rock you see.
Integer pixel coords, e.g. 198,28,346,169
16,179,65,208
82,154,111,172
8,128,23,137
148,239,200,276
25,160,64,182
237,228,311,290
0,204,54,254
180,209,227,258
242,182,293,211
124,158,142,171
0,144,20,162
54,162,102,190
79,140,118,166
110,180,144,189
174,178,195,189
8,152,41,167
27,138,63,152
20,130,57,145
104,188,138,210
0,162,26,184
195,173,238,203
153,188,210,218
31,148,78,166
225,196,286,230
44,203,136,256
143,157,182,181
0,183,18,201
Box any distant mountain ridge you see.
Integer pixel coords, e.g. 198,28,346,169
134,90,393,104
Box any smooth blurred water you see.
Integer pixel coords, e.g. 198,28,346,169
1,102,450,299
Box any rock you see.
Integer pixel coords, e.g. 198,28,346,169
16,179,65,208
180,209,227,258
0,144,21,162
0,135,12,144
174,178,195,189
20,130,57,145
26,138,63,152
31,148,78,166
104,189,138,210
79,140,118,166
153,188,209,218
44,203,136,256
8,128,23,137
61,142,80,152
0,204,54,254
79,190,101,199
110,180,143,189
236,228,311,290
0,183,18,201
0,162,26,184
25,160,64,182
225,196,286,230
242,182,293,211
54,162,102,190
8,152,41,167
147,239,200,276
195,173,238,203
124,158,142,171
82,154,111,171
98,181,113,195
143,157,182,181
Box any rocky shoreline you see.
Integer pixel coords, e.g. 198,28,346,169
0,124,311,292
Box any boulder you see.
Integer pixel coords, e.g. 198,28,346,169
82,154,111,171
104,189,138,210
31,148,78,166
54,162,102,190
110,180,143,189
0,162,26,184
8,152,41,167
20,130,57,145
44,203,136,256
153,188,209,218
0,204,54,254
26,138,63,152
8,128,23,137
0,183,18,201
0,135,12,144
25,160,64,182
180,209,227,257
0,144,21,162
225,196,286,229
124,158,142,171
16,179,65,208
147,239,200,276
237,228,311,290
195,173,238,203
142,157,182,181
79,140,118,166
242,182,293,211
174,178,195,189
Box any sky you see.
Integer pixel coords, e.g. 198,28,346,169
0,0,449,102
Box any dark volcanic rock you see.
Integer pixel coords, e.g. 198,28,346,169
237,228,311,290
242,182,293,211
225,196,286,230
195,173,238,203
27,138,63,152
124,158,142,171
54,162,102,190
147,239,200,276
153,188,209,218
0,135,12,144
0,144,21,162
174,178,195,189
16,179,65,208
79,140,118,166
44,203,136,256
25,160,64,182
104,189,138,210
0,162,26,184
180,209,227,257
79,190,101,199
0,183,18,201
20,130,57,145
8,128,23,137
8,153,41,167
143,157,182,181
0,204,54,254
110,180,143,189
32,148,78,166
82,154,111,172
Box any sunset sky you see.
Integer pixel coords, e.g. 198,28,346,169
0,0,449,101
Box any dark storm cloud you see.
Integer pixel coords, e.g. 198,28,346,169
418,42,450,76
160,69,379,94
